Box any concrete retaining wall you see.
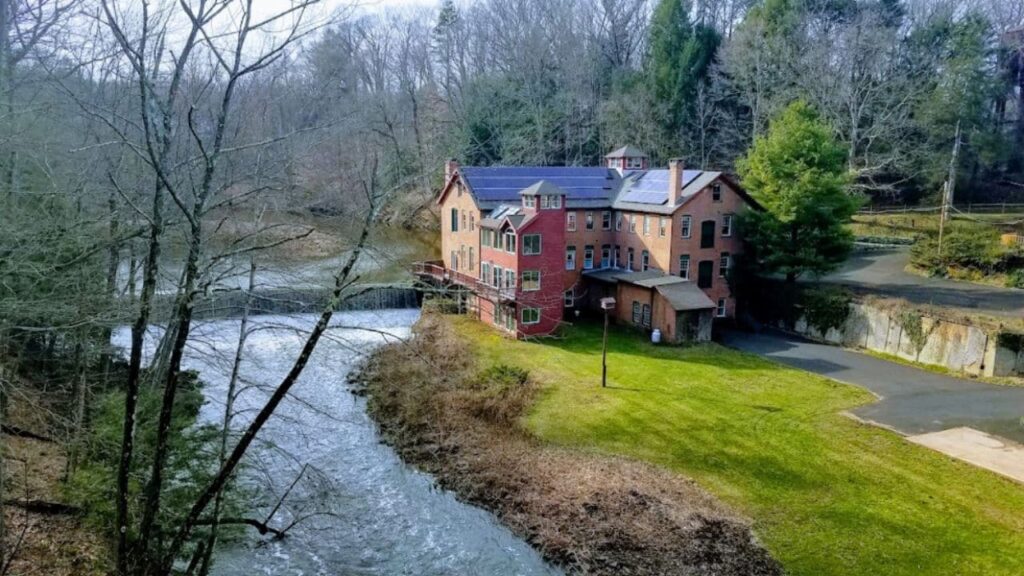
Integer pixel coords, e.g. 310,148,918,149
789,302,1023,378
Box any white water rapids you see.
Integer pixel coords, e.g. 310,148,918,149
113,310,559,576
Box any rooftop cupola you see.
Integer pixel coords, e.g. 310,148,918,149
604,145,648,174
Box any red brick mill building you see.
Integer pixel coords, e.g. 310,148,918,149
415,146,761,342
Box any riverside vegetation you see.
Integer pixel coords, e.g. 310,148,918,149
356,311,781,576
360,310,1024,576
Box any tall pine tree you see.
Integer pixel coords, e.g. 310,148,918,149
646,0,720,160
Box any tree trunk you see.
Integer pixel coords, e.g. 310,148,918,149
198,260,256,576
116,180,165,576
0,363,7,572
786,222,798,284
138,226,202,568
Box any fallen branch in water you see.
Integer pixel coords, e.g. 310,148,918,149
192,517,286,539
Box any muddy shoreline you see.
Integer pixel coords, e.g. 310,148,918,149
353,313,781,576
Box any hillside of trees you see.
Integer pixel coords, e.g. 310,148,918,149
305,0,1024,209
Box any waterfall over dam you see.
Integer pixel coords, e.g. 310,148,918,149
149,285,423,322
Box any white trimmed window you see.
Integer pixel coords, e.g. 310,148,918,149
712,183,722,202
641,250,650,271
522,307,541,325
566,211,577,232
523,234,542,255
615,212,623,231
482,261,491,281
632,301,641,324
722,214,734,237
492,265,501,287
521,270,540,291
565,246,576,270
643,215,651,236
629,214,637,233
613,246,620,268
659,217,668,237
584,245,594,270
504,229,516,253
541,195,561,209
563,289,574,308
524,195,535,208
716,298,727,317
680,215,692,238
627,248,634,271
720,252,731,278
678,254,690,280
506,269,516,289
602,211,611,230
586,212,595,230
601,245,611,268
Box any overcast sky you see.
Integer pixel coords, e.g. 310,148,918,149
254,0,440,20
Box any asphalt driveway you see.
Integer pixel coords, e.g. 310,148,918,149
721,330,1024,443
816,246,1024,318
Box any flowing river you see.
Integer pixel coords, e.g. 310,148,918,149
113,309,559,576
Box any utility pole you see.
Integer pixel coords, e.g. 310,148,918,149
937,121,961,259
600,297,616,388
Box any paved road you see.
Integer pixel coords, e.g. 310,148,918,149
816,246,1024,318
721,330,1024,443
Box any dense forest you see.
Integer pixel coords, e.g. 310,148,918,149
303,0,1024,206
0,0,1022,575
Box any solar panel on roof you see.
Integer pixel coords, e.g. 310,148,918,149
620,190,667,204
462,166,615,202
622,169,704,202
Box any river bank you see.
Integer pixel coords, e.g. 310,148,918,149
2,381,109,576
355,312,781,576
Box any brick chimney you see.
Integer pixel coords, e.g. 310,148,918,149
445,159,459,182
668,158,684,206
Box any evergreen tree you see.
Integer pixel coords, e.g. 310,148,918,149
646,0,720,159
737,100,860,281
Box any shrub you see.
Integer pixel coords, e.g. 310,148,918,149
897,311,931,356
801,287,852,335
1007,268,1024,289
910,225,1004,274
422,294,463,314
64,370,241,547
475,364,529,390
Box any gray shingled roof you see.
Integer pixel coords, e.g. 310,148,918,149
519,180,564,197
656,282,716,311
582,268,714,311
582,268,681,287
604,145,647,159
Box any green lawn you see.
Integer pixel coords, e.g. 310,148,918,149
460,317,1024,576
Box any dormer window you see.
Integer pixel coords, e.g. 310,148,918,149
524,195,536,208
626,157,643,170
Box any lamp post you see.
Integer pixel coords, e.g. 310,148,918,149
599,297,616,388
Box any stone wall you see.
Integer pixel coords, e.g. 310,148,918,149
790,302,1023,378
